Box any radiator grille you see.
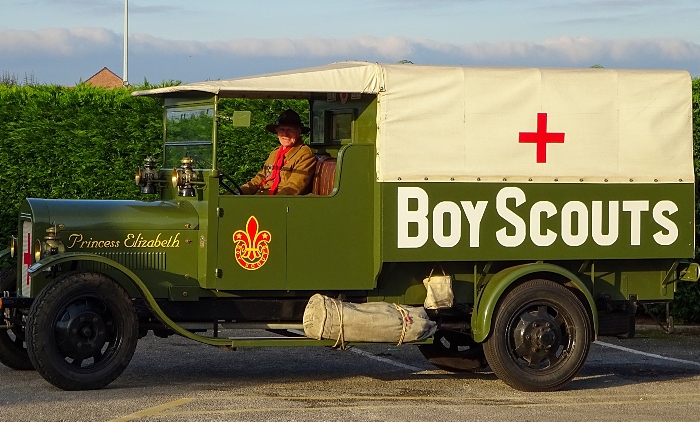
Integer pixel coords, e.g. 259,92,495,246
92,252,167,271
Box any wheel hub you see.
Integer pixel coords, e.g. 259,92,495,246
532,323,556,350
513,310,562,366
55,303,110,359
67,310,107,353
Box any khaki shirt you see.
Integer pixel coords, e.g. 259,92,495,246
240,144,316,195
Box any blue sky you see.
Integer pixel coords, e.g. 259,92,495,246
1,0,699,85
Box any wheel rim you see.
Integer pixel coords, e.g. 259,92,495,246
4,325,26,349
51,295,123,372
506,301,576,372
434,330,477,353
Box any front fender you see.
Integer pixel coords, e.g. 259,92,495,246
27,252,236,347
28,252,147,298
471,263,598,343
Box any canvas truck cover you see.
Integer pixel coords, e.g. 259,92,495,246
134,62,693,184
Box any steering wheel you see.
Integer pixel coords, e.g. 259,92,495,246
217,171,243,195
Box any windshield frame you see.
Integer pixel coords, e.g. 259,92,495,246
163,96,218,170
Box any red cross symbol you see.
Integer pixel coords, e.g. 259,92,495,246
519,113,565,163
23,233,32,285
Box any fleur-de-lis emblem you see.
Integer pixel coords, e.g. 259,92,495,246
233,216,272,270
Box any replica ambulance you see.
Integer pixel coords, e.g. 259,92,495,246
1,62,697,392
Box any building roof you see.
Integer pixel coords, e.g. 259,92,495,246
85,67,124,89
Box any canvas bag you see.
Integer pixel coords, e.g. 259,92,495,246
422,265,454,309
302,294,437,347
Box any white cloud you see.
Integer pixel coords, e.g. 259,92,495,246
0,28,118,55
198,36,415,59
123,31,700,64
1,27,699,85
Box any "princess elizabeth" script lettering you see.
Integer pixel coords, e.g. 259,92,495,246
67,233,181,249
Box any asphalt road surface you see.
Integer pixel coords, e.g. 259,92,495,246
2,327,700,421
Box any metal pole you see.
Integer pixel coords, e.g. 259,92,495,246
123,0,128,86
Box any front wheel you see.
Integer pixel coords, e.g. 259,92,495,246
483,279,591,392
26,272,138,390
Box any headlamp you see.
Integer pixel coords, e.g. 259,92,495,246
9,236,16,258
35,226,65,262
135,156,163,194
171,157,201,197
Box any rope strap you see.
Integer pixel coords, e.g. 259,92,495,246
393,303,412,346
427,263,447,280
331,297,346,349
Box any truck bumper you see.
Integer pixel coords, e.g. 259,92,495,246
0,296,33,310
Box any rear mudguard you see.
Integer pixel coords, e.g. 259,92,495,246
471,262,598,343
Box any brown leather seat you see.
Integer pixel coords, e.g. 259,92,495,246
311,154,337,196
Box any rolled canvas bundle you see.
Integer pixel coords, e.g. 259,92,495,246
303,294,437,347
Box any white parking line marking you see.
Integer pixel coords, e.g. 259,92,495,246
288,329,427,372
594,340,700,367
347,347,427,371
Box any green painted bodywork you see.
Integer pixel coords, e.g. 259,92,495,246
19,198,203,298
13,92,696,348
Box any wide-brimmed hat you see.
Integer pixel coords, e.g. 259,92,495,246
265,109,310,134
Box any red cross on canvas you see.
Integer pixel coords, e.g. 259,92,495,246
519,113,565,163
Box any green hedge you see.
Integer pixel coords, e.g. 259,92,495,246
0,85,306,245
1,80,700,321
0,85,162,242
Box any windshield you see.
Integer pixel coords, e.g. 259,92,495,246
164,104,214,169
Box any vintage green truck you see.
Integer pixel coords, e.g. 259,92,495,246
1,62,698,392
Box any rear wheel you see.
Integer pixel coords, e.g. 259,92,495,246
483,279,591,392
418,330,486,372
0,267,33,370
26,272,138,390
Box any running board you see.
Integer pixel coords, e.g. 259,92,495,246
177,322,305,331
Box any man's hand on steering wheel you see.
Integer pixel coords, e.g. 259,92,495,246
217,171,243,195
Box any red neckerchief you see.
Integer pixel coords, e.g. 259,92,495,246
259,146,290,195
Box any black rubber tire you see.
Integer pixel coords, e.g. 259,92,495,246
0,267,34,370
483,279,591,392
0,320,33,370
26,272,138,390
418,330,487,372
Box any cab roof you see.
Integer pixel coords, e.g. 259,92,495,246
131,61,385,99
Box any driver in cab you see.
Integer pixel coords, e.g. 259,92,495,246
240,109,317,195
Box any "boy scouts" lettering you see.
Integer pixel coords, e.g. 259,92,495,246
397,187,678,249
